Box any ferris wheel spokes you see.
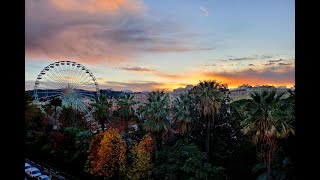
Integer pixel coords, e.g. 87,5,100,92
33,61,100,122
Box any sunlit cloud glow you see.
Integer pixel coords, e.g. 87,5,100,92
99,81,188,92
202,66,295,88
50,0,144,13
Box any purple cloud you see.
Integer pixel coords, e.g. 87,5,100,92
25,0,215,64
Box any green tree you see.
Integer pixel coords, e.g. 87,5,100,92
285,88,295,125
155,140,225,180
241,90,295,180
252,150,295,180
73,130,92,164
189,80,225,161
58,106,87,128
172,94,194,144
25,105,48,146
135,105,148,140
117,93,136,141
25,92,49,147
92,94,112,132
143,91,170,151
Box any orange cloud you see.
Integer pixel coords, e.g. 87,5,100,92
155,73,184,79
200,66,295,88
50,0,143,13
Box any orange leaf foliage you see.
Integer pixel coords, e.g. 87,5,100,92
87,132,104,174
138,134,154,154
126,134,154,180
87,128,126,178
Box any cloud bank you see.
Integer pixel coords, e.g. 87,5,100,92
119,66,157,72
26,0,214,64
203,66,295,87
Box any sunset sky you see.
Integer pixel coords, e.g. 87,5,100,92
25,0,295,92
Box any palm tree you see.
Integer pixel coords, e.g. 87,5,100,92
143,91,170,151
241,90,295,180
189,80,225,161
92,94,112,132
172,94,194,144
49,98,62,128
117,93,136,140
136,104,145,122
286,88,295,124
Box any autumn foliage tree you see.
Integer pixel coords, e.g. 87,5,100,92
86,132,104,173
86,128,126,179
126,134,154,180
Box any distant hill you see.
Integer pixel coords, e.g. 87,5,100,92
25,89,124,100
100,89,124,99
122,89,132,93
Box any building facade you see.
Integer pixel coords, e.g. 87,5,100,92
131,92,150,111
229,85,293,102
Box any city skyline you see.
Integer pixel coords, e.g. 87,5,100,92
25,0,295,92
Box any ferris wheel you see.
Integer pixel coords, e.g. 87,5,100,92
33,61,100,121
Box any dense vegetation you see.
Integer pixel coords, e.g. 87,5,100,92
25,80,295,180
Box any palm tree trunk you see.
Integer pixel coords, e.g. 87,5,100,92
211,115,215,152
183,124,189,144
205,116,211,162
125,117,129,140
183,133,188,144
154,132,158,151
268,151,272,180
101,119,105,132
54,106,57,128
156,131,162,151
